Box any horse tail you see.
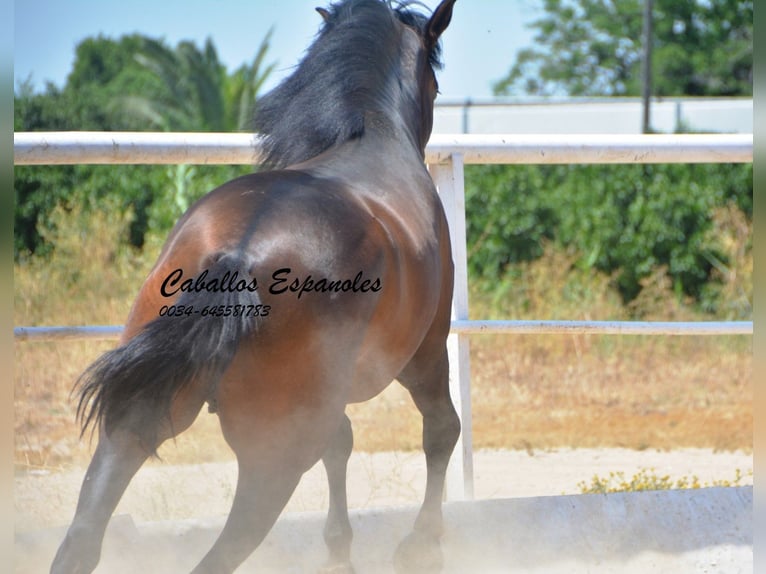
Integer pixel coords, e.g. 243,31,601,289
76,253,261,454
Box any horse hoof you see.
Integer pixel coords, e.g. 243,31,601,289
393,531,443,574
317,561,356,574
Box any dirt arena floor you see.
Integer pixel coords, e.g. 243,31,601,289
15,447,752,532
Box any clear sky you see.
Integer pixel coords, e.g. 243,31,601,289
13,0,541,101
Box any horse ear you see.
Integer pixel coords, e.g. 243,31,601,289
316,7,330,21
427,0,457,45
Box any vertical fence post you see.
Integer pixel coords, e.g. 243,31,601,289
429,153,474,501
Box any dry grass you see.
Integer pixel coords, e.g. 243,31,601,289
14,333,753,471
13,205,752,473
468,333,751,453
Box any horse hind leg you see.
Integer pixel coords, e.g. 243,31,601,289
50,384,206,574
320,413,355,574
190,399,346,573
50,429,150,574
394,347,460,574
189,451,306,574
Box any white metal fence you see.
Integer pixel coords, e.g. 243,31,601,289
13,131,754,500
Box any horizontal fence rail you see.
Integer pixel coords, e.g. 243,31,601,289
450,320,753,336
14,131,753,166
14,326,125,342
13,320,754,343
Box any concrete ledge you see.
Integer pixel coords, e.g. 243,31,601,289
16,486,752,573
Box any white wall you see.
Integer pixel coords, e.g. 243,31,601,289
433,98,753,135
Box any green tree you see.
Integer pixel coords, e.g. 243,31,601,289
494,0,753,97
14,33,275,257
62,34,169,130
121,31,275,132
118,33,276,230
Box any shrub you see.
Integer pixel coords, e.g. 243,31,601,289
577,467,750,494
465,162,752,312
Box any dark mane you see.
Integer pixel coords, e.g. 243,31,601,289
253,0,442,169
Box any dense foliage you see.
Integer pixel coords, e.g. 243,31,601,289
465,163,752,314
14,33,274,256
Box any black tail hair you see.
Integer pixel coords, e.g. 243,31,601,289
76,254,260,453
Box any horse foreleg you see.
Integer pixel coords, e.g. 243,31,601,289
395,349,460,573
320,413,355,574
50,430,150,574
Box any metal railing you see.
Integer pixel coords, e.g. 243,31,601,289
15,131,752,166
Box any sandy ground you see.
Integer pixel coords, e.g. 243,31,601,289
15,447,753,532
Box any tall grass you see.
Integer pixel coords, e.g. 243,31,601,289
13,202,752,471
14,198,157,327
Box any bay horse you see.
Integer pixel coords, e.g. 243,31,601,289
51,0,458,572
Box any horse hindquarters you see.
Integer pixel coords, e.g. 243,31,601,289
188,322,358,573
51,254,262,574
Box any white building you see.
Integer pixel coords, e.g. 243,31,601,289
433,98,752,135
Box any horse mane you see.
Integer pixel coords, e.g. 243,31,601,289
253,0,443,169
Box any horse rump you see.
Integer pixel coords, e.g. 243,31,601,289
75,253,260,453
